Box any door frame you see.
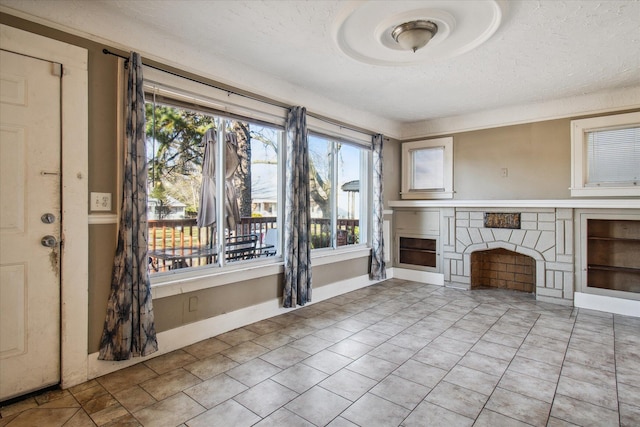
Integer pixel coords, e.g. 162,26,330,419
1,24,88,389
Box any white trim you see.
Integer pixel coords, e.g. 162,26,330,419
575,292,640,318
88,213,118,225
88,272,383,379
400,191,455,200
1,24,89,390
307,116,372,148
388,199,640,209
401,87,640,139
392,268,444,286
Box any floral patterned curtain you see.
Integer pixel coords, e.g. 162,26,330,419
283,106,312,307
99,52,158,361
369,134,387,280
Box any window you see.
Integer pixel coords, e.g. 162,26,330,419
308,133,369,249
401,137,453,199
571,112,640,197
145,94,284,275
140,67,372,276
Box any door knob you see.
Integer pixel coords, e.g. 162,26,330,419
41,235,57,247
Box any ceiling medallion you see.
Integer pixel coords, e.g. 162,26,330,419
333,0,506,66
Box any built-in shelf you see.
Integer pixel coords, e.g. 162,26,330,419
588,265,640,274
587,219,640,294
398,237,437,269
587,237,640,243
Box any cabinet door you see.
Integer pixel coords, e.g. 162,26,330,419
395,210,439,235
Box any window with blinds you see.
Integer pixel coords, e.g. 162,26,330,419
586,126,639,186
571,112,640,197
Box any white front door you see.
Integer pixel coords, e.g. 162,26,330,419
0,49,62,401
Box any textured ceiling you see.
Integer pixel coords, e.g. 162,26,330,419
1,0,639,135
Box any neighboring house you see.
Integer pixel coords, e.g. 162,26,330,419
147,196,187,220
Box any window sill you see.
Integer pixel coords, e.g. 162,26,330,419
400,191,454,200
151,245,372,299
151,259,284,299
311,245,371,266
570,187,640,198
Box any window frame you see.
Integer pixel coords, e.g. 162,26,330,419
142,68,288,281
401,137,454,199
307,130,371,251
571,111,640,197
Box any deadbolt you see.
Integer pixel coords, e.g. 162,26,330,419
41,213,56,224
41,235,57,247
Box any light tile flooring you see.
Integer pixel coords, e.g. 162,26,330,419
1,279,639,426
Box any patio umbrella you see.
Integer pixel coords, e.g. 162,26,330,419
197,128,241,230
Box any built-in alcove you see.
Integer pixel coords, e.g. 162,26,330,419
398,236,437,269
587,219,640,293
471,248,535,293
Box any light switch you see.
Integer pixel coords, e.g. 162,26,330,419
91,192,111,211
189,297,198,312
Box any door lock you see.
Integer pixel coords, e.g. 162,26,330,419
41,213,56,224
41,235,57,247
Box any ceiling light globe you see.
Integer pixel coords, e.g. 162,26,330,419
392,20,438,52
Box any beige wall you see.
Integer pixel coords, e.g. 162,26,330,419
153,275,282,333
453,119,570,199
382,137,401,207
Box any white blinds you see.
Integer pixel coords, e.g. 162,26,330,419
586,126,639,186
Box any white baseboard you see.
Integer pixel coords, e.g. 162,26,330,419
87,273,382,379
574,292,640,318
392,268,444,286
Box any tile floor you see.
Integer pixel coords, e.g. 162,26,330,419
1,278,639,426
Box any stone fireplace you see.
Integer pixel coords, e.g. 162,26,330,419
442,208,575,305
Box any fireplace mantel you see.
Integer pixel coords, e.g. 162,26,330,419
389,199,640,209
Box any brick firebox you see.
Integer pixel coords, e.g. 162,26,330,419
470,248,535,292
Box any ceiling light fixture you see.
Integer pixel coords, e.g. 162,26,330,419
391,20,438,52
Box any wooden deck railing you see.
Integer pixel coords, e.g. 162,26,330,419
148,216,359,273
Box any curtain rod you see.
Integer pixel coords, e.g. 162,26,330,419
102,48,129,67
102,48,378,139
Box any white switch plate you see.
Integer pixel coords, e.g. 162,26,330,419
91,192,111,211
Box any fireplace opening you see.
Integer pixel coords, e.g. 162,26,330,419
471,248,535,293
